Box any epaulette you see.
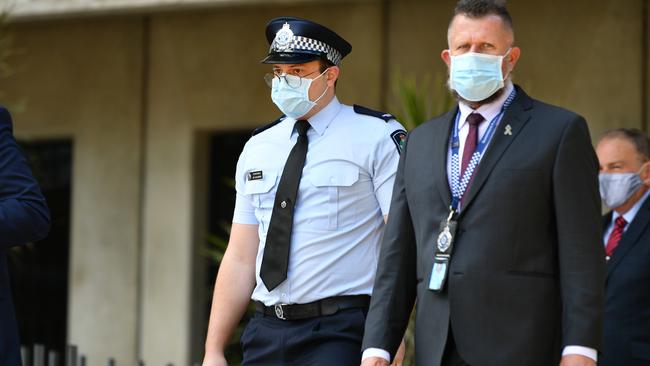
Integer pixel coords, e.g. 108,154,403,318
353,105,395,122
252,115,286,136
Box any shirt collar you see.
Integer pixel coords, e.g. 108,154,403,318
458,81,514,128
611,187,650,225
287,96,342,138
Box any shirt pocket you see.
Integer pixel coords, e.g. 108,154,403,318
307,162,360,230
243,171,279,209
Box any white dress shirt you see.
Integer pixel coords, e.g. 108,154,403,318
233,96,404,306
362,82,597,363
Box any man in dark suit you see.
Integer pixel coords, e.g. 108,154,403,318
0,107,51,366
596,128,650,366
360,1,605,366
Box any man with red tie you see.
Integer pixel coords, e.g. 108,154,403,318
596,128,650,366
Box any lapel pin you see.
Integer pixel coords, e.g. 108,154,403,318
504,124,513,136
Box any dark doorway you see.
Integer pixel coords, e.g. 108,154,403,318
204,130,250,364
9,139,72,354
208,131,250,243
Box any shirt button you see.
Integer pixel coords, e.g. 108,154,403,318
281,201,287,208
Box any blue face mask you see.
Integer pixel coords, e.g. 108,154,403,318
271,69,329,119
449,49,511,102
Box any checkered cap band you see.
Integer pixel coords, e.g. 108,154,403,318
270,35,343,65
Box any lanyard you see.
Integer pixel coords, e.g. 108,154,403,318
449,89,517,211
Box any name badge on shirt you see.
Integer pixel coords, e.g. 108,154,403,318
248,170,263,181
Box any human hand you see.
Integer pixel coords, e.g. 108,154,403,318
202,352,228,366
559,354,596,366
391,340,406,366
361,357,390,366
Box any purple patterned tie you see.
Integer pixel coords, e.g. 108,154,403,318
460,113,485,178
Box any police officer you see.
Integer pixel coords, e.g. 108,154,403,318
202,17,406,366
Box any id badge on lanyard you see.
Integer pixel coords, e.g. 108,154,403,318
428,89,516,292
429,209,458,291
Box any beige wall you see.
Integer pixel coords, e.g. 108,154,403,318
6,0,357,21
2,17,145,365
1,0,647,364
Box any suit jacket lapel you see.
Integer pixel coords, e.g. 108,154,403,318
607,195,650,279
458,86,533,216
433,108,457,208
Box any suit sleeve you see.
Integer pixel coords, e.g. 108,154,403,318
0,107,51,249
362,132,417,359
553,115,605,350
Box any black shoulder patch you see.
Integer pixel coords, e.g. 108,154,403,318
252,115,286,136
390,129,407,154
353,105,394,122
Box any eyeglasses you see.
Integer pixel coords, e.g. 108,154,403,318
263,69,322,89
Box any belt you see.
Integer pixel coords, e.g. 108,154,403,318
255,295,370,321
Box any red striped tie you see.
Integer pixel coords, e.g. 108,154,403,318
605,216,627,258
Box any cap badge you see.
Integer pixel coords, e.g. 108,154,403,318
272,23,294,52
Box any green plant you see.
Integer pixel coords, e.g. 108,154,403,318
201,229,230,265
204,229,256,365
203,230,255,366
391,71,455,130
202,175,253,366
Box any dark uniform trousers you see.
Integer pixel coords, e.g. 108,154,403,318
241,308,367,366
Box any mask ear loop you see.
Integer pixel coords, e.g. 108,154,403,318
311,68,331,103
638,160,650,180
502,48,513,81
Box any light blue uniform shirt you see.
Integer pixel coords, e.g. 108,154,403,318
233,97,405,306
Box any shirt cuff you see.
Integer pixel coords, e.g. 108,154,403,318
562,346,598,362
361,348,391,362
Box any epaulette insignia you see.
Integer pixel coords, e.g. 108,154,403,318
252,115,286,136
353,105,394,122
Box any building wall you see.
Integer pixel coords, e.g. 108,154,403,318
0,0,647,364
2,17,145,365
6,0,352,21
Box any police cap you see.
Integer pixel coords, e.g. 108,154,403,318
262,17,352,66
